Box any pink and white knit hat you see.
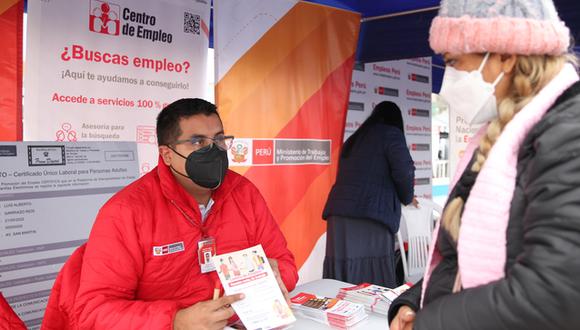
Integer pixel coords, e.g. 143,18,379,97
429,0,571,55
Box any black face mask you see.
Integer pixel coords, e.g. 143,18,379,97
169,144,228,189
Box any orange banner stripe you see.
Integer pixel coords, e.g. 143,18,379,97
280,160,339,269
0,0,19,15
217,2,323,124
255,57,356,269
242,56,355,228
217,2,360,139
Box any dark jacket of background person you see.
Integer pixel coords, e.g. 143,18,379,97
388,81,580,330
322,104,415,234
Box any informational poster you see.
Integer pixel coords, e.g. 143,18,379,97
0,142,139,329
345,57,433,200
215,0,359,285
23,0,210,174
448,114,481,181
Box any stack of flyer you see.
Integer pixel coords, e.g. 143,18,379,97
336,283,412,315
290,292,368,329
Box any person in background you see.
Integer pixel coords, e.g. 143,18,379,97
41,98,298,330
389,1,580,329
322,101,416,288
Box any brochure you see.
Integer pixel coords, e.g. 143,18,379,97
212,244,296,330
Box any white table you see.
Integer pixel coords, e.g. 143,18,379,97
288,279,390,329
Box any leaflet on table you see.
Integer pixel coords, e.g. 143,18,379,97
212,244,295,330
380,283,412,303
290,292,368,329
336,282,412,315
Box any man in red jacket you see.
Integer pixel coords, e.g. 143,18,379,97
73,98,298,329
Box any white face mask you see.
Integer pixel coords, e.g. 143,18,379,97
439,53,504,125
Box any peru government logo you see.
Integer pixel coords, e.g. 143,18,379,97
230,141,249,163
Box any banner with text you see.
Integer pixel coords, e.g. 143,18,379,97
345,58,433,201
215,0,360,284
23,0,210,174
448,114,481,181
0,141,139,329
0,0,23,141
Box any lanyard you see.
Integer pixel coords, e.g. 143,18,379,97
170,199,213,237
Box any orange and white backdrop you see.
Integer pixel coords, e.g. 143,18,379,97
214,0,360,284
0,0,23,141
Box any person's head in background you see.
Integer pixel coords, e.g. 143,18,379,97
367,101,405,133
431,0,576,240
341,101,405,158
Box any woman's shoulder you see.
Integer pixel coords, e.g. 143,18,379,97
538,81,580,134
527,81,580,159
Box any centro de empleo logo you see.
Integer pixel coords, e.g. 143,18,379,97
89,0,173,44
89,0,120,36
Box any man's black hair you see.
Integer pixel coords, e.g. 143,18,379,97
156,98,219,146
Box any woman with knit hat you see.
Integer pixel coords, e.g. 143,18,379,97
389,1,580,329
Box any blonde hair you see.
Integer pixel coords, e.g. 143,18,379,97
442,53,576,242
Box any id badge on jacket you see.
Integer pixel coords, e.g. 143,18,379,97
198,237,217,273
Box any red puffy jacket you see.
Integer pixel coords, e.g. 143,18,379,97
41,244,85,330
73,159,298,329
0,293,26,330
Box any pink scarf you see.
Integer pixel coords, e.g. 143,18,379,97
421,64,579,306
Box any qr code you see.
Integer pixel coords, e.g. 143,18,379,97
184,12,201,35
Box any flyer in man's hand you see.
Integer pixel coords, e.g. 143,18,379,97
212,244,296,330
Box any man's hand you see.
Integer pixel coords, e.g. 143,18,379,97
268,258,290,304
173,294,244,330
390,305,416,330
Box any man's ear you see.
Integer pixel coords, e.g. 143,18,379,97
500,54,518,74
158,145,172,166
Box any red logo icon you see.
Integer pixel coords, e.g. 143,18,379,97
140,162,151,176
89,1,120,36
56,123,77,142
136,126,157,144
253,140,273,165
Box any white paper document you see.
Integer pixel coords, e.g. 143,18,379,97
212,244,295,330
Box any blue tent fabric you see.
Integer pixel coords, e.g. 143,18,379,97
22,0,580,93
303,0,440,18
307,0,580,93
355,9,438,63
22,0,580,61
305,0,580,61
